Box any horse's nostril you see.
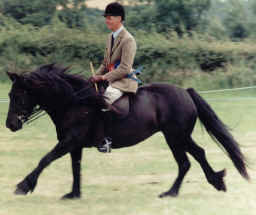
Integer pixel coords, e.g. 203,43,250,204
6,118,23,132
8,123,16,131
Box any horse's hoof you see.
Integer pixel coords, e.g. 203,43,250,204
210,169,227,192
61,192,81,200
15,180,31,195
159,190,178,198
14,187,27,195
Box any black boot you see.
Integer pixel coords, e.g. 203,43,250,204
97,137,112,153
96,108,113,153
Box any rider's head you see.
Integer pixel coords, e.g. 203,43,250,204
103,2,125,32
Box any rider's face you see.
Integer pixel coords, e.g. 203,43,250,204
105,15,122,32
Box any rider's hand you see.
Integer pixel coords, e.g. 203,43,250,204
89,75,104,83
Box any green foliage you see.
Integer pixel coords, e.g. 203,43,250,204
2,0,256,89
126,5,157,32
57,0,87,28
0,22,106,80
0,0,87,28
0,0,62,27
184,64,256,90
223,0,250,40
1,20,256,89
154,0,211,35
57,7,86,28
248,0,256,16
126,0,211,35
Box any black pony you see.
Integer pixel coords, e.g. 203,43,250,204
6,64,249,199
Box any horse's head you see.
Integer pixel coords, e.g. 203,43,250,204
5,63,108,132
6,72,37,131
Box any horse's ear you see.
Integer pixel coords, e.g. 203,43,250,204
63,66,72,73
39,63,56,72
6,72,20,82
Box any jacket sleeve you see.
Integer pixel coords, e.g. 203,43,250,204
104,37,136,82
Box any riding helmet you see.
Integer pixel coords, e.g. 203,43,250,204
103,2,125,21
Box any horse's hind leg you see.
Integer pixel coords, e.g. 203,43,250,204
159,133,191,198
186,137,226,192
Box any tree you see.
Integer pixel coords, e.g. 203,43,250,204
1,0,65,27
200,0,229,39
126,0,211,35
249,0,256,15
126,4,157,32
154,0,211,35
57,0,87,28
247,0,256,38
0,0,87,28
223,0,249,40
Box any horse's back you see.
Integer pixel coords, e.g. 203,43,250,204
137,82,186,96
134,83,197,126
136,82,194,107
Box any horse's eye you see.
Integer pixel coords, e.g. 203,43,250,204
14,97,25,106
20,99,25,105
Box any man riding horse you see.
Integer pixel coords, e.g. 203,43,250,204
90,2,139,153
5,1,250,201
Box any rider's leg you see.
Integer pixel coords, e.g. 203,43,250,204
97,86,123,153
102,85,123,110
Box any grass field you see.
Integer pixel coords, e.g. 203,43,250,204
0,83,256,215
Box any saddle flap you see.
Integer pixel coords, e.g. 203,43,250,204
112,94,130,119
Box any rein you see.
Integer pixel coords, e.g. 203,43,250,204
23,107,46,125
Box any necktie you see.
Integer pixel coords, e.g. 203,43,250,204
111,34,114,50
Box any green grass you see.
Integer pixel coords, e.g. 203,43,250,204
0,84,256,215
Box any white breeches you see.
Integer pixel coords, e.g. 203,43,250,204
103,85,123,104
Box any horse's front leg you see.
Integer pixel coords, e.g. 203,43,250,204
61,148,83,199
15,136,76,196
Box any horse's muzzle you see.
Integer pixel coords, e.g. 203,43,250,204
6,114,23,132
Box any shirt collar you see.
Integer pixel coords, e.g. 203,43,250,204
112,26,124,39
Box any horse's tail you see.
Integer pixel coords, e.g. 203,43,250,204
187,88,249,180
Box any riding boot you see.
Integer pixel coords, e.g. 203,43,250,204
97,108,113,153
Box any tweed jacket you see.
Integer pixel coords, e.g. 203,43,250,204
96,27,138,93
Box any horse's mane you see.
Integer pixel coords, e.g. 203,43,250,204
24,64,107,109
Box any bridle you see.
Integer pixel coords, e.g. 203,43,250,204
10,90,46,125
23,107,46,125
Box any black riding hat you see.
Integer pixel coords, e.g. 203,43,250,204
103,2,125,21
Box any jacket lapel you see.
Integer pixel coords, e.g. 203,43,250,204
110,28,126,56
107,34,112,56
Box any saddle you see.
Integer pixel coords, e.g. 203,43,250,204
111,93,133,119
98,81,133,119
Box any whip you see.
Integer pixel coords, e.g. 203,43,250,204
90,61,99,93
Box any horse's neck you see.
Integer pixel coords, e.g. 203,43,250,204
43,108,60,126
38,96,67,127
